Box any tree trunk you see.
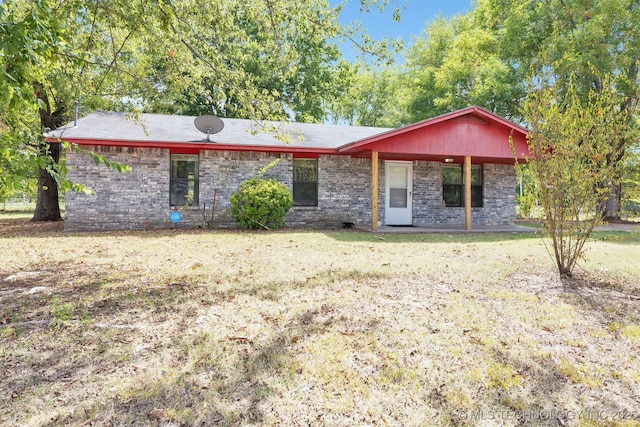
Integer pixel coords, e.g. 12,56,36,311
32,83,66,222
607,62,640,221
32,142,62,222
604,183,622,220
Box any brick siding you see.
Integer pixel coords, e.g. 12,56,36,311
412,161,516,226
64,147,515,230
65,146,170,230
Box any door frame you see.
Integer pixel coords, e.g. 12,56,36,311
384,161,413,225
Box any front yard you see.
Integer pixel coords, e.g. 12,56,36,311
1,219,639,426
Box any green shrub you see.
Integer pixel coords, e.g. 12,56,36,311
517,192,536,219
229,178,293,229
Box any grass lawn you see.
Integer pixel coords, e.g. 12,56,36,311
0,203,38,220
1,218,640,426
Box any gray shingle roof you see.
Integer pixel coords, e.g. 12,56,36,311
48,111,391,149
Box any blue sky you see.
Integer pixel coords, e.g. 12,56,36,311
332,0,473,61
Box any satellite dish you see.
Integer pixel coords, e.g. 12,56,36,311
194,115,224,142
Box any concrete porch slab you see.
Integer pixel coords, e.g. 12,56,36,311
359,224,538,233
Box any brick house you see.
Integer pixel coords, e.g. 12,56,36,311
48,106,529,231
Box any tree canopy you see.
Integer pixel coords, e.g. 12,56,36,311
2,0,639,221
359,0,640,128
402,14,524,122
0,0,401,220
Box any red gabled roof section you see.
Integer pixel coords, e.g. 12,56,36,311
338,106,530,164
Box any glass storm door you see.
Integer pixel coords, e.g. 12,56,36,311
385,161,413,225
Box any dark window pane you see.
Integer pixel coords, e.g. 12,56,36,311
443,165,462,184
471,185,483,207
293,159,318,206
293,159,317,182
471,165,482,185
170,155,199,206
443,184,462,207
173,160,195,179
443,164,482,208
171,179,189,206
293,182,317,206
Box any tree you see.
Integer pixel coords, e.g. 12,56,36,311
475,0,640,217
2,0,160,221
1,0,63,220
144,0,403,122
1,0,401,222
327,63,405,127
622,144,640,217
520,73,637,279
402,15,525,123
143,0,345,122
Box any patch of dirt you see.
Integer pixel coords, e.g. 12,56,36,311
0,218,64,237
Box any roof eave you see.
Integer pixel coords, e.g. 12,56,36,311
47,137,339,155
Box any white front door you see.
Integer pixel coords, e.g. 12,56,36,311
385,161,413,225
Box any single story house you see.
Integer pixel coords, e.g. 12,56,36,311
47,106,530,231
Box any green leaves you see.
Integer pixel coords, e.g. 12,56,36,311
229,177,294,230
148,0,362,122
89,152,131,173
328,63,404,127
522,71,637,278
0,0,62,108
402,14,525,122
65,142,131,174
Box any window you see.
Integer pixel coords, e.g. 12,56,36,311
293,158,318,206
170,154,199,206
442,164,482,207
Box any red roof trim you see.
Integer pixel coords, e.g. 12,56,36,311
50,137,337,155
170,147,201,155
338,106,528,154
293,152,319,159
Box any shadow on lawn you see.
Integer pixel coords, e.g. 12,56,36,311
430,273,640,425
56,308,332,426
1,261,345,425
511,273,640,424
488,336,638,426
562,273,640,326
